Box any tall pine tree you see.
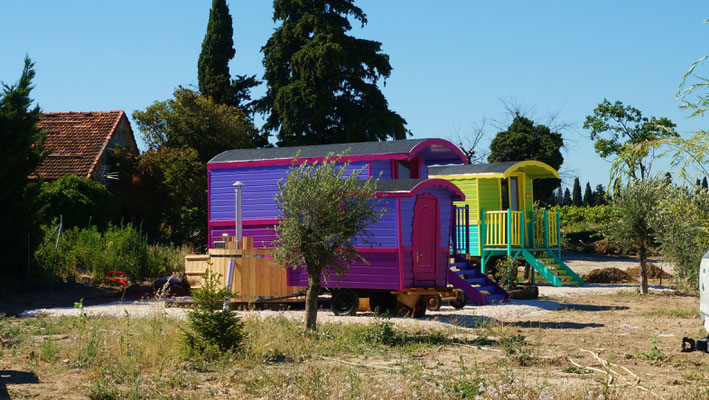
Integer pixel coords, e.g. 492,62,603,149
572,177,582,206
583,182,593,206
0,57,47,279
563,188,572,206
593,184,607,205
198,0,258,113
259,0,408,146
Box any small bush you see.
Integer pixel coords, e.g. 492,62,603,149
499,334,531,366
182,270,244,358
494,257,518,290
634,336,667,362
362,315,398,345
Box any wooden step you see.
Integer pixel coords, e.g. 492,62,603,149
464,277,488,285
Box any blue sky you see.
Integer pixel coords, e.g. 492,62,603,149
1,1,707,188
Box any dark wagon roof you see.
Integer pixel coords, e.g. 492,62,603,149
372,178,465,200
429,160,559,179
209,138,466,165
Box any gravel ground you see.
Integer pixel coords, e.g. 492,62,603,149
20,283,671,327
18,252,674,325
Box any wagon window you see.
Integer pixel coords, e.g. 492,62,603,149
396,159,419,179
398,160,411,179
501,179,509,209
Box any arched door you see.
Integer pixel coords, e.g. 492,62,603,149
412,193,439,286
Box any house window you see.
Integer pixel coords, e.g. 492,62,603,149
393,158,420,179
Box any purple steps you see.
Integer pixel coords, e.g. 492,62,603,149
447,261,510,306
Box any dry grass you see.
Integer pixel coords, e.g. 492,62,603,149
1,293,709,399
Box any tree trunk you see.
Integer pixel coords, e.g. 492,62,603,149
638,244,648,295
305,268,322,330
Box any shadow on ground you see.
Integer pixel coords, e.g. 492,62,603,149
0,370,39,399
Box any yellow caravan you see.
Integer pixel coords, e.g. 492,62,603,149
429,161,583,287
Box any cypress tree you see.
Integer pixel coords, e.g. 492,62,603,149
198,0,258,112
563,188,572,206
572,177,582,206
0,57,48,279
593,184,607,206
703,176,708,190
583,182,593,206
259,0,408,146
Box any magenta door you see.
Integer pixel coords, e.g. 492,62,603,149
412,194,439,286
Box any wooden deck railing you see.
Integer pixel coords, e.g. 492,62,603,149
481,209,560,252
482,210,523,248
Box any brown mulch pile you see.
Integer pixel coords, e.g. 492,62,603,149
625,263,673,279
589,240,624,255
582,267,636,283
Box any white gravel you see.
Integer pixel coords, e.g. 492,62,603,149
21,284,664,328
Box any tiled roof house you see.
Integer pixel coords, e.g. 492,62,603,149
35,111,138,183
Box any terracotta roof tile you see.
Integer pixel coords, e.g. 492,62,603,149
36,111,125,180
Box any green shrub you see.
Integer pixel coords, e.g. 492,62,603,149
558,205,614,227
362,314,398,345
38,175,116,230
494,256,518,290
33,223,185,282
182,270,244,358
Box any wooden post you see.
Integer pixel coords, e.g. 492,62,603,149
557,211,562,258
543,209,549,251
481,210,486,274
465,205,470,255
506,209,512,257
530,212,535,249
519,209,525,249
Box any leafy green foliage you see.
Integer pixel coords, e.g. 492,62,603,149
37,175,115,230
183,270,244,358
584,99,677,182
494,256,518,290
488,115,563,205
634,336,667,362
33,223,186,282
198,0,258,112
559,205,614,227
259,0,408,146
133,87,264,164
362,314,398,346
0,56,48,279
110,147,205,246
651,183,709,290
272,155,385,329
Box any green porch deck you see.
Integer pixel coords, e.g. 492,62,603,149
451,207,584,287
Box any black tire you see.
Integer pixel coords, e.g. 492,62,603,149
331,289,359,316
369,293,397,315
449,290,467,309
424,294,442,311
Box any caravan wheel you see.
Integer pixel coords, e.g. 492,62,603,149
331,289,359,316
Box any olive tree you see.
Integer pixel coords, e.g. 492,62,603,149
272,155,385,330
605,179,663,294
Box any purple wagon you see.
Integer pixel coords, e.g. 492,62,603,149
207,138,508,315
